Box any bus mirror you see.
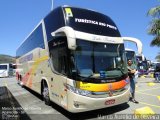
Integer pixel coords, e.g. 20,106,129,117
66,37,76,50
51,27,77,50
51,32,55,37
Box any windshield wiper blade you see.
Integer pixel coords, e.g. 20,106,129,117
81,74,93,82
117,67,125,75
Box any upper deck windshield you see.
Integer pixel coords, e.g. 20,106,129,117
0,65,7,70
63,7,121,37
126,51,135,60
71,39,127,82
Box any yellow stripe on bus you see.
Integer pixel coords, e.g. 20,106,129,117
76,80,127,92
26,55,49,87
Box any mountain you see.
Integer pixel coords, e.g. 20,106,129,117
0,54,16,64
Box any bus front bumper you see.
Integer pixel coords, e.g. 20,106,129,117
66,88,130,113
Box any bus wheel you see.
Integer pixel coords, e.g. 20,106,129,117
42,84,51,106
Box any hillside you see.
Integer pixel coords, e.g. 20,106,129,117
0,54,16,64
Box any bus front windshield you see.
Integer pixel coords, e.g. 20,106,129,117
71,39,127,81
138,61,148,71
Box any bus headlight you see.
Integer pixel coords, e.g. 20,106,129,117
77,89,91,96
66,84,91,96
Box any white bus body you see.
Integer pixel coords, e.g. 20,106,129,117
0,63,13,77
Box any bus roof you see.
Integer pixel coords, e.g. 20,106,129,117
44,5,121,41
17,5,121,55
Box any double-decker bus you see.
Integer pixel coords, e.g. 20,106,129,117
16,6,130,113
137,61,150,76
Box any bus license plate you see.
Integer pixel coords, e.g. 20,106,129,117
105,99,115,105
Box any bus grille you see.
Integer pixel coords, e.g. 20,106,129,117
88,88,127,98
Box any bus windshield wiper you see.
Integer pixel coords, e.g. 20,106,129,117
80,74,93,82
116,67,125,75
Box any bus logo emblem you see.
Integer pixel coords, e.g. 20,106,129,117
109,84,113,97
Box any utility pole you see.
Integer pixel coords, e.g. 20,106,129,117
51,0,54,10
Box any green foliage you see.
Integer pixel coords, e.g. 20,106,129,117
156,53,160,62
147,6,160,18
0,54,16,64
147,2,160,61
150,36,160,46
147,4,160,47
147,19,160,36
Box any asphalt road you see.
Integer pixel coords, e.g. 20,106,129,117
0,77,160,120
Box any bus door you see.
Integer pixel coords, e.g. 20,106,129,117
48,36,69,106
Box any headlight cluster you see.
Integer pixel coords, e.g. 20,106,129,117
66,84,91,96
65,81,130,97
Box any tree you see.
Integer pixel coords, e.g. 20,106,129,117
147,4,160,46
155,52,160,62
148,3,160,61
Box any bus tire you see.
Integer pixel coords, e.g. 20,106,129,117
42,82,51,106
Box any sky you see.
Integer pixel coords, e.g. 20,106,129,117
0,0,159,61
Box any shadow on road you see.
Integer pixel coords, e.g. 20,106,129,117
23,86,130,120
0,86,31,120
50,102,129,120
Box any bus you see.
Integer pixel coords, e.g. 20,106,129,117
137,61,149,76
136,54,146,62
16,6,130,113
125,48,137,66
0,63,13,77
